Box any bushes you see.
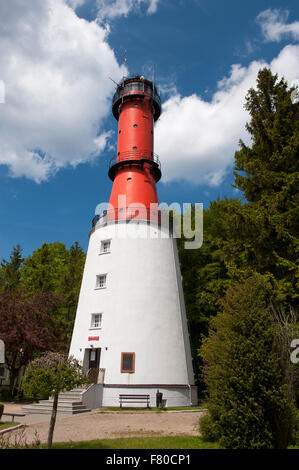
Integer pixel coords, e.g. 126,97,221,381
199,413,220,442
200,275,297,449
290,409,299,447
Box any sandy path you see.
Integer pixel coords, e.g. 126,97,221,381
2,405,204,445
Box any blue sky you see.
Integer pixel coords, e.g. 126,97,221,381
0,0,298,260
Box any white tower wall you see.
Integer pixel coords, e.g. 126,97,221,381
69,219,197,407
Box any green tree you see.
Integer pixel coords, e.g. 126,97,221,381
0,289,60,394
0,245,24,291
21,242,68,293
59,242,86,345
21,242,85,349
200,275,296,449
22,352,87,448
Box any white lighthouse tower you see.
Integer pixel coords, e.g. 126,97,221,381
69,75,197,407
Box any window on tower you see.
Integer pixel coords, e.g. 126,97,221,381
121,352,135,373
95,274,107,289
90,313,102,329
100,239,111,254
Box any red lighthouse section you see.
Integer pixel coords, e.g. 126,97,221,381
108,76,161,222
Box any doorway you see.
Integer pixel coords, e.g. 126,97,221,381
88,348,101,369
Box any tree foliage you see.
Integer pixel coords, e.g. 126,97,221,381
200,275,296,449
0,242,85,394
231,68,299,303
22,351,87,448
20,241,85,347
0,244,24,291
0,289,60,393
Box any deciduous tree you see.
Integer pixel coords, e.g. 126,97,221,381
0,290,60,393
22,352,86,448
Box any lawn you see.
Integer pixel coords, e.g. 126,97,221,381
49,436,221,449
0,421,20,431
98,406,205,412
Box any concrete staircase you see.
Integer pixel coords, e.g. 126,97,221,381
22,388,91,415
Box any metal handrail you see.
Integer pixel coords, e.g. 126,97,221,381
112,76,161,121
112,80,161,109
92,206,162,227
109,150,161,170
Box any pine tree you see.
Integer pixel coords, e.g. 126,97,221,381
0,245,24,291
226,68,298,304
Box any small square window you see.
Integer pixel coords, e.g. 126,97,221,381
100,240,111,254
91,313,102,329
96,274,107,289
121,352,135,373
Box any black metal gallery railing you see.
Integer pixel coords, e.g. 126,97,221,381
108,150,161,182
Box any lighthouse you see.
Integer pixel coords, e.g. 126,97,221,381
69,75,197,407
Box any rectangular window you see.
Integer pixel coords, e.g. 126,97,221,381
96,274,107,289
121,352,135,373
91,313,102,329
100,240,111,254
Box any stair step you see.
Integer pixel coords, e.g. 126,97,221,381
46,401,85,407
22,403,91,415
22,386,93,415
22,407,91,415
23,402,88,409
56,394,83,400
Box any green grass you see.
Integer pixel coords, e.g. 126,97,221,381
48,436,221,449
99,406,205,412
0,421,20,431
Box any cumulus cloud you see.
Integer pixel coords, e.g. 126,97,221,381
96,0,159,22
257,8,299,42
66,0,86,8
0,0,123,182
0,1,298,189
154,45,299,185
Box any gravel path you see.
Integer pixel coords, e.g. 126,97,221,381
1,404,204,446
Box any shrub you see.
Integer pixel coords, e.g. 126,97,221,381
0,403,4,420
200,275,296,449
199,412,220,442
290,409,299,447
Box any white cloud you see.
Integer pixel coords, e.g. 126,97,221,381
66,0,86,8
154,45,299,186
257,8,299,42
96,0,159,22
146,0,159,14
0,1,297,189
0,0,124,182
0,80,5,104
